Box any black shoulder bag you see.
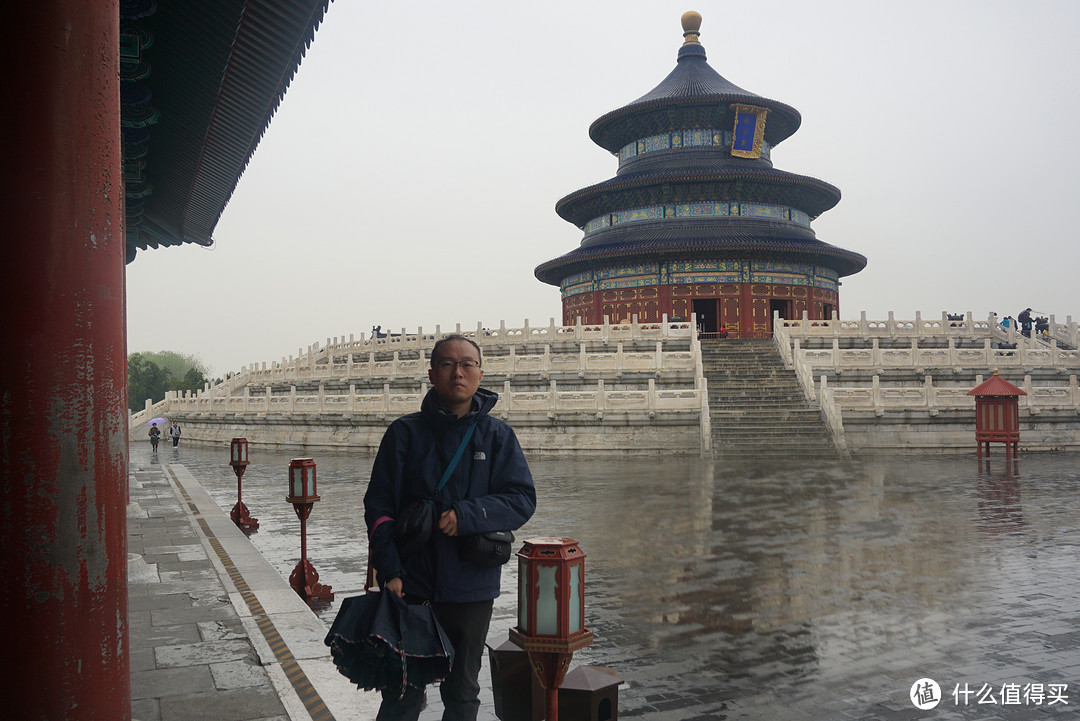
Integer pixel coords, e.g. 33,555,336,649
446,464,515,568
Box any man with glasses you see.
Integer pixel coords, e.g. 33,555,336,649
364,334,536,721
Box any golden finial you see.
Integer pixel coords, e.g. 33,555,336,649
681,11,702,45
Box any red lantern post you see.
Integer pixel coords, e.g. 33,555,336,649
286,458,333,601
967,373,1026,461
229,438,259,530
509,538,594,721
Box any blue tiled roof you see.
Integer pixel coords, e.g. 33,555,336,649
556,158,841,225
535,222,867,285
589,43,801,153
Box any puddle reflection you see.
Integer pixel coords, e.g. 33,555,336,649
152,442,1080,718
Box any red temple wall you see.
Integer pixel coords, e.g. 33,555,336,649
562,282,840,334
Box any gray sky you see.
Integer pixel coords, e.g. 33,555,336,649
126,0,1080,376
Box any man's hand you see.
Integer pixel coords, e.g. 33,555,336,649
385,576,404,597
438,509,459,537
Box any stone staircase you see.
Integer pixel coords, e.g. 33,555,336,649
701,338,842,461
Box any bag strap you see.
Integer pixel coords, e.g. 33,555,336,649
435,419,478,494
369,515,394,541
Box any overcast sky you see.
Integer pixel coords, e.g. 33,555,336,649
125,0,1080,376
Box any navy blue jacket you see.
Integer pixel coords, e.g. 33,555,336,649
364,387,535,602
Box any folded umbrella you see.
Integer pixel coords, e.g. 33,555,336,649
324,592,454,697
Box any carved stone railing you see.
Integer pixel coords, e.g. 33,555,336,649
824,374,1080,416
776,310,1080,349
254,316,696,375
794,338,1080,373
237,343,696,386
162,378,703,418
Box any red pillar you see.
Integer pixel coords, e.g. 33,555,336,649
1,3,130,719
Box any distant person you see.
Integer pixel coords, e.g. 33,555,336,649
1017,308,1033,338
148,423,161,452
1000,316,1011,330
169,422,182,448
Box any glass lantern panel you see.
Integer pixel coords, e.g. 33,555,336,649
232,444,239,463
518,561,528,631
536,565,558,636
569,562,582,634
292,468,302,498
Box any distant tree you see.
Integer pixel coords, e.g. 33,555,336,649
179,366,207,395
127,353,171,412
140,350,210,381
127,351,212,412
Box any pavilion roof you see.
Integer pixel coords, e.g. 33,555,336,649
121,0,331,262
589,32,802,154
967,374,1027,396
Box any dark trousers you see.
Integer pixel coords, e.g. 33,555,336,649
376,598,494,721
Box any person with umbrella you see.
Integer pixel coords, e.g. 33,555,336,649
148,422,161,453
364,334,536,721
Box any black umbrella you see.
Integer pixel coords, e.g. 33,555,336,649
324,592,454,697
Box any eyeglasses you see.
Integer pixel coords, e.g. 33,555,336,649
434,359,481,372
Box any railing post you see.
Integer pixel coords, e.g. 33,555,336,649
549,379,558,412
596,379,605,413
925,374,934,411
699,376,711,456
349,384,356,413
503,380,512,413
655,341,663,369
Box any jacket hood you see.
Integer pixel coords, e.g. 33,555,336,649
420,386,499,418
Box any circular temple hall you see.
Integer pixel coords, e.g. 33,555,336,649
536,11,867,337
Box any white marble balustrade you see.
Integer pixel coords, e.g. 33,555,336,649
260,316,695,373
236,343,695,385
794,338,1080,372
820,374,1080,414
160,378,702,417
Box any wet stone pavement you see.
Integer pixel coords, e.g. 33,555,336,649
145,440,1080,720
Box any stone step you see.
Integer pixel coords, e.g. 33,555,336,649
700,336,839,458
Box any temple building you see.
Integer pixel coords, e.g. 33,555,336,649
536,12,866,336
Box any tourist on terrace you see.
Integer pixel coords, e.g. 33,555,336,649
169,422,182,447
1018,308,1033,337
364,334,536,721
148,423,160,452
